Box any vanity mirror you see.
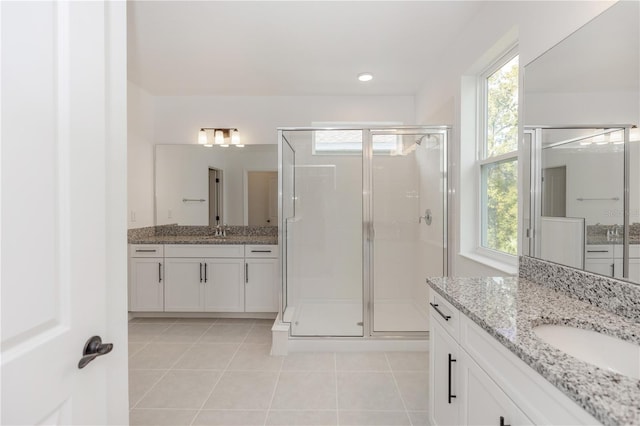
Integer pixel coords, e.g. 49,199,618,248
155,144,277,226
523,1,639,283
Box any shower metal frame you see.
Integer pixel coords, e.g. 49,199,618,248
277,126,452,339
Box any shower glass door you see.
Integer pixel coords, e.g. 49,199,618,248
281,129,364,337
370,129,448,333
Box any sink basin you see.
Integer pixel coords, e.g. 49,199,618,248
532,324,640,379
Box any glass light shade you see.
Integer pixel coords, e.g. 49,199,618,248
214,130,225,145
231,129,241,145
198,129,208,145
358,72,373,82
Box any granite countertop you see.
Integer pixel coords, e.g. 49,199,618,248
586,236,640,245
426,276,640,426
129,235,277,245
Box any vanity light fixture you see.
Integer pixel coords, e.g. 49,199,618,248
196,128,243,147
198,129,212,147
358,72,373,82
214,130,225,145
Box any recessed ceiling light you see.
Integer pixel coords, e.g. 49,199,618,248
358,72,373,82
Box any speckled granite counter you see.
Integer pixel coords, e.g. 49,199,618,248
128,224,277,245
427,268,640,425
129,234,277,245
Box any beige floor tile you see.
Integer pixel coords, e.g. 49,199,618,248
173,343,239,370
129,370,166,407
129,317,177,324
129,343,191,369
338,410,411,425
128,323,173,343
227,343,284,371
129,342,148,358
266,410,338,425
407,411,429,426
282,352,335,371
385,352,428,371
199,323,253,343
215,318,257,324
254,318,277,326
153,323,211,343
393,372,428,411
137,370,221,409
193,410,267,426
337,372,404,411
270,372,337,410
244,325,273,344
129,408,197,425
336,353,390,371
175,317,219,324
203,371,278,410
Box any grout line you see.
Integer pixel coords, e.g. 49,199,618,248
189,320,255,426
384,353,413,426
334,352,340,426
131,322,216,411
263,340,283,426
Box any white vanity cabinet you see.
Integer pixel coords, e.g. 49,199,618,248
459,350,533,426
244,245,278,312
128,245,164,311
164,245,245,312
430,311,461,426
429,289,599,426
129,243,279,314
586,244,640,282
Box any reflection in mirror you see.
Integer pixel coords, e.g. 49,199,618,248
523,1,639,284
155,145,277,226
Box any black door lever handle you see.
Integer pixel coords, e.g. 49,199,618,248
78,335,113,369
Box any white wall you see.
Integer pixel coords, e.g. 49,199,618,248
127,94,415,228
128,81,155,228
413,1,616,277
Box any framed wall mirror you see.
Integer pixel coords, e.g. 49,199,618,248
523,1,640,284
155,144,277,226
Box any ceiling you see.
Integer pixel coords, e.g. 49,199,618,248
127,1,484,96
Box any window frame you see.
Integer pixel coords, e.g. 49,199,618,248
476,47,520,264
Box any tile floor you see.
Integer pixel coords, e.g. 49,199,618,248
129,318,429,426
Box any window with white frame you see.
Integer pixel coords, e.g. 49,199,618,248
479,52,519,256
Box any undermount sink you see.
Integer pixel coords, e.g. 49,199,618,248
532,324,640,379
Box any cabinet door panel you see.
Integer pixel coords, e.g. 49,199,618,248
204,259,244,312
165,259,203,311
461,351,533,426
245,259,278,312
129,258,164,311
584,258,614,277
430,319,460,426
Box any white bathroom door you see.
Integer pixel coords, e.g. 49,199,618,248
1,1,128,425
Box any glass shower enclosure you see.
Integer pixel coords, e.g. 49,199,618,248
279,127,449,337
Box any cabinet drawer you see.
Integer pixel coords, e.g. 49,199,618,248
245,245,278,258
429,290,459,340
164,244,244,258
585,244,613,258
130,244,164,258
